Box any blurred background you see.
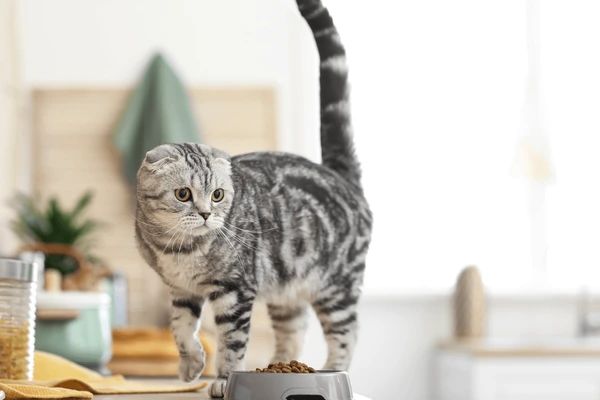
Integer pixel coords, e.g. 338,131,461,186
2,0,600,399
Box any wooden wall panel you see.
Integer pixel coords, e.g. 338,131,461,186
32,88,277,325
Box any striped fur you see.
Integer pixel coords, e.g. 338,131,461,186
134,1,371,397
297,0,361,185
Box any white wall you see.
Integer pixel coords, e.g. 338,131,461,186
0,0,28,252
16,0,321,175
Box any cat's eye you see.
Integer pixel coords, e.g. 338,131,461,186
174,188,192,202
211,188,225,203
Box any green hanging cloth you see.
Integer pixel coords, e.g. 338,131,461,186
113,53,201,186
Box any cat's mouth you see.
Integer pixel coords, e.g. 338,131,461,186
192,221,219,235
192,222,209,231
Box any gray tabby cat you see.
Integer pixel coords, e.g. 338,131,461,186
134,0,372,396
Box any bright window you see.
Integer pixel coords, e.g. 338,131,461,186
326,0,600,292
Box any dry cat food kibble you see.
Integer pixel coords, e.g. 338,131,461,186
255,360,316,374
0,321,31,379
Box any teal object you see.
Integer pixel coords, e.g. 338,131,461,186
112,53,201,185
35,292,112,370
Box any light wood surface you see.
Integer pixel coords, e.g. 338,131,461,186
36,308,80,321
439,338,600,357
32,87,276,326
94,379,212,400
95,393,209,400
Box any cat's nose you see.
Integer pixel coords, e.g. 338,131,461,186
199,212,211,221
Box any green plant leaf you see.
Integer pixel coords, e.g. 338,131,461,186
71,191,93,220
10,192,103,275
70,220,99,244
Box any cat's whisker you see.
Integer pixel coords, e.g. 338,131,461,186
219,225,259,251
176,224,192,266
134,218,158,228
222,220,277,235
161,222,184,257
138,230,163,237
162,227,181,252
221,229,246,265
222,226,258,238
219,224,256,244
222,234,257,252
135,218,182,239
219,223,252,239
167,231,183,258
226,217,279,230
165,220,185,235
134,219,166,236
216,229,243,266
219,216,276,234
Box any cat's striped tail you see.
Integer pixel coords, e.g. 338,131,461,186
296,0,361,186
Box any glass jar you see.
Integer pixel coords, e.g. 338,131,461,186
0,258,38,380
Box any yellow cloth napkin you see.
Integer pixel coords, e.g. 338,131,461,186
0,382,91,399
40,376,206,395
0,351,207,399
34,352,102,381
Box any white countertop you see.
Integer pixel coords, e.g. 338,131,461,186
440,337,600,357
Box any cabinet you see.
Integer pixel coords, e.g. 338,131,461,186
436,340,600,400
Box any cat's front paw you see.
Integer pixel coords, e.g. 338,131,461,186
209,378,227,398
178,348,205,382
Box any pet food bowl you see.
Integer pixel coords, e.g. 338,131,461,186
225,370,353,400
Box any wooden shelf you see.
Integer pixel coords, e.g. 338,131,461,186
37,308,80,321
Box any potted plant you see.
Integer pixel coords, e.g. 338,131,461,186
11,192,110,290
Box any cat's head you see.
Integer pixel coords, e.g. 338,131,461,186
136,143,234,237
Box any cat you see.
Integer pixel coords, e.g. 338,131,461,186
134,0,372,397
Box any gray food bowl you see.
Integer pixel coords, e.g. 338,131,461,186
225,370,353,400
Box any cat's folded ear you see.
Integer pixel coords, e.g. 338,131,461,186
141,144,179,171
211,147,231,161
209,148,232,173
